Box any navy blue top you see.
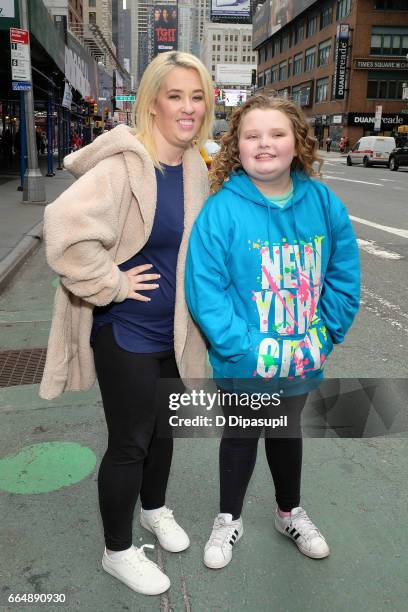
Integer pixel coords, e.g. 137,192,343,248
91,162,184,352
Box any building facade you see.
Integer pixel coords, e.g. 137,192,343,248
253,0,408,146
202,22,257,84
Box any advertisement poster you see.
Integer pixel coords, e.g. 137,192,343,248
211,0,250,19
153,4,178,55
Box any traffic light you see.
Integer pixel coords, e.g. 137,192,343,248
104,106,109,121
92,103,98,115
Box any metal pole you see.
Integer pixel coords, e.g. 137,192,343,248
18,92,26,191
46,93,54,176
18,0,46,202
57,104,63,170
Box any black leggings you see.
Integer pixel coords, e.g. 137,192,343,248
93,325,179,551
219,391,308,519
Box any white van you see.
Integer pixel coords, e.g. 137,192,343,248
346,136,396,167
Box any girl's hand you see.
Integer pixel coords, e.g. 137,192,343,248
124,264,160,301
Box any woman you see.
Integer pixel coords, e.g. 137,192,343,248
40,52,214,596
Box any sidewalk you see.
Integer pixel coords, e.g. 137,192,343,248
0,165,75,292
0,151,407,611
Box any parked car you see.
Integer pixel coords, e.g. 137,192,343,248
388,144,408,171
346,136,396,167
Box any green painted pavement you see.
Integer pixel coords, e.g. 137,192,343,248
0,441,96,494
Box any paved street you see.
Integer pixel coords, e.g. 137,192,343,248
0,155,407,611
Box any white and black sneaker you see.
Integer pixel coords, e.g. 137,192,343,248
203,513,243,569
274,506,330,559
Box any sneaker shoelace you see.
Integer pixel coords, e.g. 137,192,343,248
150,508,178,534
290,510,321,539
208,518,238,548
131,544,160,569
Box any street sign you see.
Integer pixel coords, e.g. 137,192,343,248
12,81,31,91
10,27,31,82
0,0,15,18
115,95,135,101
374,105,382,131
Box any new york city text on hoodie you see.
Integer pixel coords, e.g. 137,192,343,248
185,170,360,391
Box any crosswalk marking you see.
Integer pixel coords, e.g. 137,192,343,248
357,239,403,260
350,216,408,240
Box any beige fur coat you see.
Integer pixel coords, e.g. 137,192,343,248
39,124,209,400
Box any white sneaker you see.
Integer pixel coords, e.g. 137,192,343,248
203,514,243,569
274,507,330,559
140,507,190,553
102,544,170,595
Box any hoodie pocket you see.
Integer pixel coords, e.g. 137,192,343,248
220,324,333,380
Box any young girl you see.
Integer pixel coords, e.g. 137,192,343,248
185,94,360,569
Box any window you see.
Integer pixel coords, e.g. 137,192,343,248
265,70,271,86
267,41,273,59
292,84,312,106
293,53,303,75
375,0,408,8
294,23,304,44
367,81,377,98
318,39,331,66
320,5,333,29
89,0,96,6
370,28,408,55
258,72,265,88
304,47,316,71
367,78,407,99
89,11,96,24
274,37,281,55
307,15,318,38
316,77,329,102
279,61,287,81
336,0,352,20
243,35,247,42
282,33,290,51
271,65,279,83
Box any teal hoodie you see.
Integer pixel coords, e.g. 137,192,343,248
185,171,360,394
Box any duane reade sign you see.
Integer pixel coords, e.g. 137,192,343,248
332,24,349,100
216,63,256,87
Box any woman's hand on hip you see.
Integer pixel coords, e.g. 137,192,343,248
125,263,160,301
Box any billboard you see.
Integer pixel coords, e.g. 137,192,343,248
252,0,318,48
224,89,248,107
216,63,256,86
153,4,178,55
211,0,251,23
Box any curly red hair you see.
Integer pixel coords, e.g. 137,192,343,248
210,93,322,193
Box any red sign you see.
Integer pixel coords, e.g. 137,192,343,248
10,28,29,45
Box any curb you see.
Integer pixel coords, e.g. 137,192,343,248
0,220,43,293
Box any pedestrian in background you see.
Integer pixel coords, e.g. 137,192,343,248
40,51,214,596
185,94,360,570
325,135,332,152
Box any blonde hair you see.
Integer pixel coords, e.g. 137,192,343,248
132,52,214,168
209,93,322,192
